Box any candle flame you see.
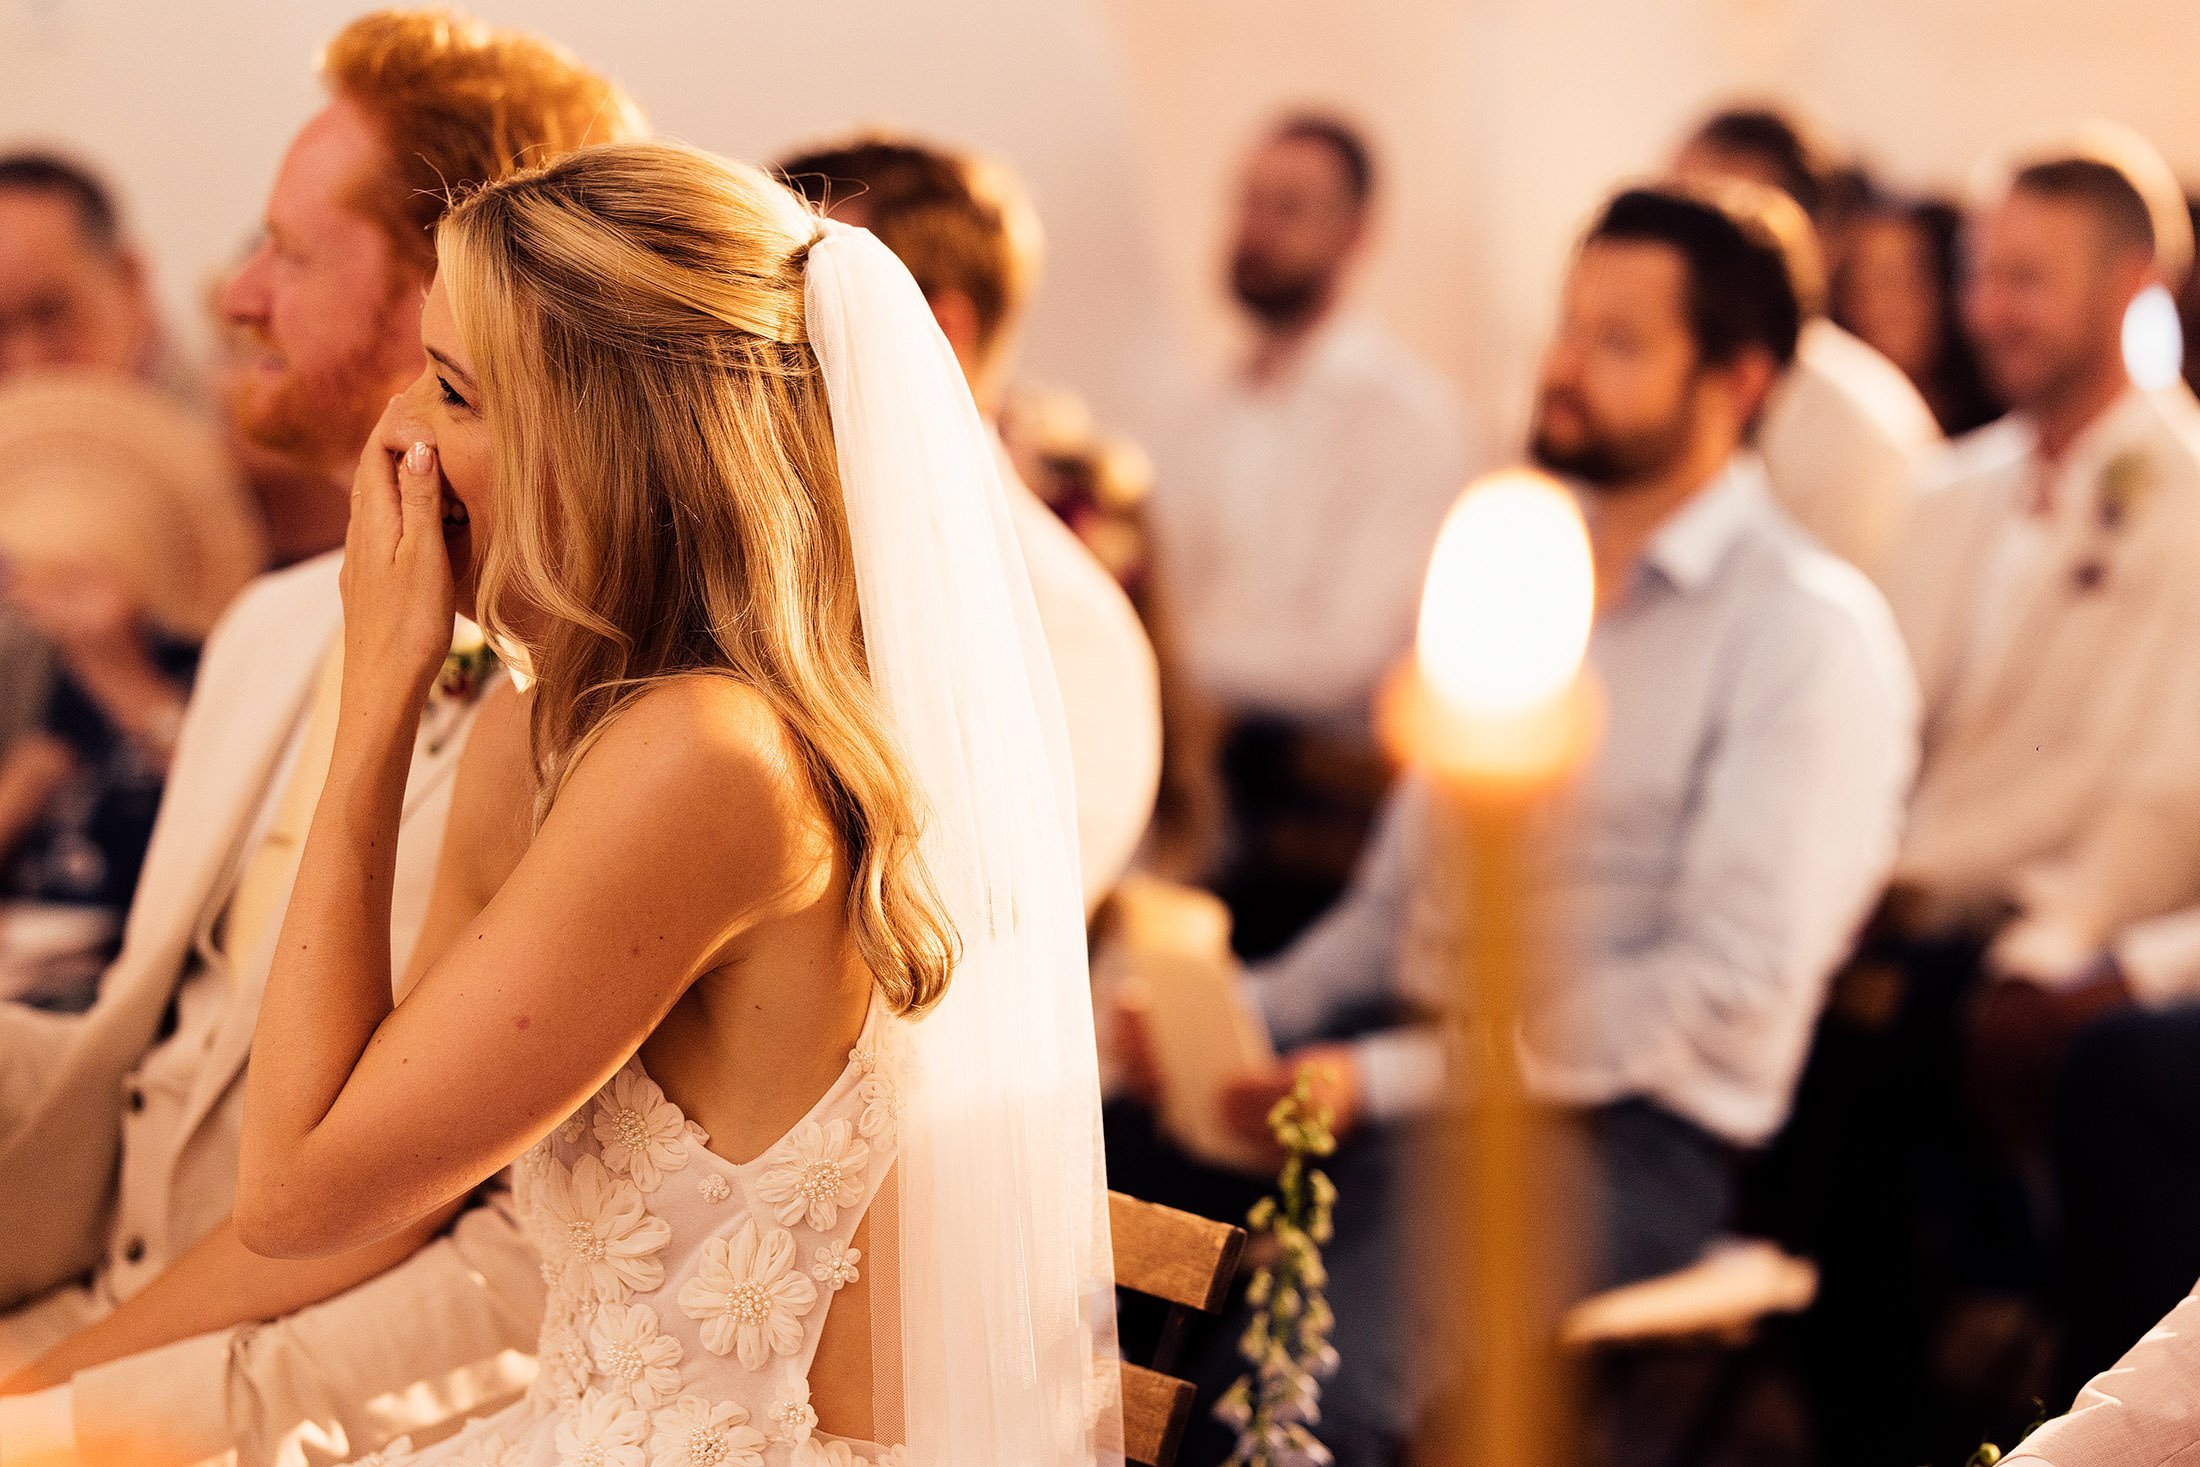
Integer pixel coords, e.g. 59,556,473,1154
1415,469,1595,719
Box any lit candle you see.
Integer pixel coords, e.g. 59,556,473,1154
1384,468,1598,1467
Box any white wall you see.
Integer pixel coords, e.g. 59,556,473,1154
0,0,1186,436
9,0,2200,459
1103,0,2200,447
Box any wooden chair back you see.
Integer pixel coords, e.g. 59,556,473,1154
1110,1188,1248,1467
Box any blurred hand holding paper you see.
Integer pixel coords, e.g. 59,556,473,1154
1106,873,1277,1174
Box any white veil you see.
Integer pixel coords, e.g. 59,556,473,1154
803,220,1123,1466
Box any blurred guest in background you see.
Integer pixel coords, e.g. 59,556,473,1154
0,375,262,1012
776,132,1162,909
1894,137,2200,1010
0,157,259,1020
1836,195,2006,434
0,154,201,755
1776,131,2200,1464
0,153,185,396
1677,104,1942,579
0,13,641,1466
1000,387,1228,884
1152,112,1479,956
1131,181,1916,1467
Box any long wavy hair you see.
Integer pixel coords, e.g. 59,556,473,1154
436,141,956,1017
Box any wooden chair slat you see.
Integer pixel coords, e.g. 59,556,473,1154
1120,1360,1197,1467
1110,1189,1246,1315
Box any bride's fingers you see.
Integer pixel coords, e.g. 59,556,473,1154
348,436,405,562
396,441,447,560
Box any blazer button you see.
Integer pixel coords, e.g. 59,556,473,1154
122,1237,146,1264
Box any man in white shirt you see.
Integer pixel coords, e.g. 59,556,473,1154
1149,114,1479,955
1883,142,2200,1053
1774,136,2200,1463
1676,105,1943,580
1158,181,1915,1467
774,134,1163,908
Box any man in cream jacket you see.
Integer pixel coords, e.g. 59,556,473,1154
0,15,645,1464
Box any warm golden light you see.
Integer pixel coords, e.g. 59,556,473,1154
1416,468,1594,718
1387,469,1596,784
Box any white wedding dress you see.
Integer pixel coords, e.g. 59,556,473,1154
361,999,903,1467
349,192,1120,1467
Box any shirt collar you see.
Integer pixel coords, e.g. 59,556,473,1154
1235,309,1380,394
1631,459,1765,593
2058,384,2152,467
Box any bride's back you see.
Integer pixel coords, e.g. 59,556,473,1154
429,143,964,1447
435,138,956,1026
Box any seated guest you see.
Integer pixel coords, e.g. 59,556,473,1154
1000,388,1228,884
775,133,1162,907
1139,181,1917,1467
1835,195,2006,435
1147,113,1481,955
1677,104,1942,578
1889,135,2200,978
0,16,644,1467
1930,133,2200,1405
1777,129,2200,1463
0,374,263,1010
0,154,199,752
0,152,186,396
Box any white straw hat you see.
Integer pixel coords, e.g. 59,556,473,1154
0,370,266,639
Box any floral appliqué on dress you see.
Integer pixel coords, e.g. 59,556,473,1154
677,1217,820,1369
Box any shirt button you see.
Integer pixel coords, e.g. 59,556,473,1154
122,1237,145,1264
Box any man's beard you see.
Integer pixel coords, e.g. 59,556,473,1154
1980,335,2098,417
234,359,394,479
232,286,417,481
1230,251,1326,330
1529,382,1700,492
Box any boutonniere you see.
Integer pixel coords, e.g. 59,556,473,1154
2073,450,2157,593
422,620,502,755
2098,450,2156,532
433,619,500,704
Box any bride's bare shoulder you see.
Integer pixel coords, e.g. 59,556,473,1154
562,673,819,836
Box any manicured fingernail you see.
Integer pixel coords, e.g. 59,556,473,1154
405,440,434,474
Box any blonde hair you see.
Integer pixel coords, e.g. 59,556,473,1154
438,142,956,1017
320,9,647,274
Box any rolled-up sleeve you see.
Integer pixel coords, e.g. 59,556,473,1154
1246,782,1428,1051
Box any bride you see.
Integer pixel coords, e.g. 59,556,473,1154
235,141,1120,1467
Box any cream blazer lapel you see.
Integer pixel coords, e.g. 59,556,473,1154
167,679,478,1161
0,555,340,1307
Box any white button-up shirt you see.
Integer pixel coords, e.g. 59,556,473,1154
1150,311,1479,723
1250,463,1919,1145
1890,386,2200,952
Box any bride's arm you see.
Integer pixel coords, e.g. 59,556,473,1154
239,432,813,1260
0,1210,462,1395
1,681,537,1393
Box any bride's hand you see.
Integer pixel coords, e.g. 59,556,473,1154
340,398,457,716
